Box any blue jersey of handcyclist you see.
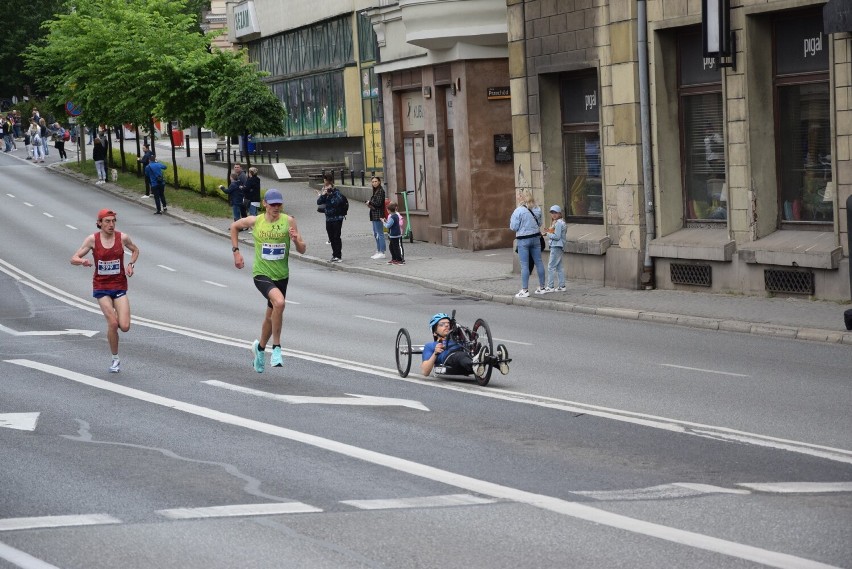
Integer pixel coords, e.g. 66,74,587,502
421,339,463,365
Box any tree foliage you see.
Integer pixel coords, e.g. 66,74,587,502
0,0,64,98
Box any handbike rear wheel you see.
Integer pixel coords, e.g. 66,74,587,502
472,318,493,386
395,327,412,378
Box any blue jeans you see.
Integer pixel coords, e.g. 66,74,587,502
42,137,49,156
546,246,565,288
372,219,386,253
517,237,545,290
231,204,242,221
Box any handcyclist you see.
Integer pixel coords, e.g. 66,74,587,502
420,313,487,378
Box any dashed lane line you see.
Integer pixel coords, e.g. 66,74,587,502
661,363,750,378
737,482,852,494
0,514,121,532
157,502,321,520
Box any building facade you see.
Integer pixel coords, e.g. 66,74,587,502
225,0,382,169
508,0,851,300
370,0,517,250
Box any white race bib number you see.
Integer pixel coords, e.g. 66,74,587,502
261,242,286,261
97,259,121,276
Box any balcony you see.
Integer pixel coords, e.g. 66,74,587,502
399,0,507,50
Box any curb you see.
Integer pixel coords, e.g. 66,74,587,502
50,165,852,347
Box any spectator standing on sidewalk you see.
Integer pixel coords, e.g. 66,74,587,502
543,205,567,292
144,156,168,214
1,115,12,152
28,121,44,162
316,172,346,263
38,118,50,157
383,202,405,265
52,122,68,161
221,172,244,223
92,137,107,182
229,189,307,373
137,144,154,197
244,167,261,216
510,188,546,297
233,164,248,218
366,176,387,260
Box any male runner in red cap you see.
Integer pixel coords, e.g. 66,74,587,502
71,209,140,373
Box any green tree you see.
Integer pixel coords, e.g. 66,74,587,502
206,54,287,170
0,0,64,99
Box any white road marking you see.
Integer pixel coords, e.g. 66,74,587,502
0,323,98,337
573,483,751,501
484,253,498,256
157,265,176,272
5,194,14,198
65,224,77,230
157,502,321,520
0,413,40,432
737,482,852,494
354,315,396,324
2,258,851,467
202,280,227,288
661,364,750,378
204,380,429,411
342,494,497,510
0,513,121,532
0,541,63,569
5,360,841,569
23,202,33,207
493,337,533,346
285,300,300,305
42,212,53,218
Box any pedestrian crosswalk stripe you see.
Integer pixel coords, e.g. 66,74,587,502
341,494,497,510
156,502,322,520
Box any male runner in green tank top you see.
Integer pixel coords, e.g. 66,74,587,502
230,189,306,372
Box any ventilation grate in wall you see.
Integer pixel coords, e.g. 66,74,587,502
671,263,712,287
764,269,814,295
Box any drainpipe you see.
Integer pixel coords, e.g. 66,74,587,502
637,0,656,289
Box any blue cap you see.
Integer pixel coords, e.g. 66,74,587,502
549,204,562,213
264,189,283,204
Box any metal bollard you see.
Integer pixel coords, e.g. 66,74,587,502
267,151,271,164
361,171,365,186
275,150,279,163
340,168,344,186
350,170,355,185
232,150,237,162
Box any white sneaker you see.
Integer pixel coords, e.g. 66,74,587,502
109,358,120,373
515,289,530,298
556,286,566,292
370,252,384,259
542,287,555,293
472,345,488,378
534,287,547,295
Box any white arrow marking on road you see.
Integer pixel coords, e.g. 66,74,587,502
203,380,429,411
0,324,98,337
0,412,40,431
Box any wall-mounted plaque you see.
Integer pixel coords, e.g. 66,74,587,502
494,134,513,163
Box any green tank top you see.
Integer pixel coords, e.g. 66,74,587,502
252,214,290,280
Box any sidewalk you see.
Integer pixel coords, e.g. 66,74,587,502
51,136,852,346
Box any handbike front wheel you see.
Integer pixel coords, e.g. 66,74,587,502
472,318,493,386
395,327,412,378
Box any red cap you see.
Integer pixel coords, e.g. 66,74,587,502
97,209,116,221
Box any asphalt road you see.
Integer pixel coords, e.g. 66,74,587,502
1,156,851,568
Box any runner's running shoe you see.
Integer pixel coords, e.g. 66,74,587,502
271,346,283,367
252,340,265,373
109,358,120,373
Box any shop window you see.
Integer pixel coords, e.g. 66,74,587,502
774,13,832,225
560,72,602,223
399,90,426,210
678,29,725,224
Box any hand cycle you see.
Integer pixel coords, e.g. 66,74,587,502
394,310,511,386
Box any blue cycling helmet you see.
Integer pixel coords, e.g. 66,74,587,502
429,313,450,331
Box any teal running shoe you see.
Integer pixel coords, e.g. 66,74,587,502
271,346,283,367
252,340,265,373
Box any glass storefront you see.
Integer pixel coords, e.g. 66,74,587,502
561,72,603,223
775,13,832,225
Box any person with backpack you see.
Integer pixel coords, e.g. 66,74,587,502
316,172,348,263
366,176,387,260
28,121,44,162
144,155,168,214
382,201,406,265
